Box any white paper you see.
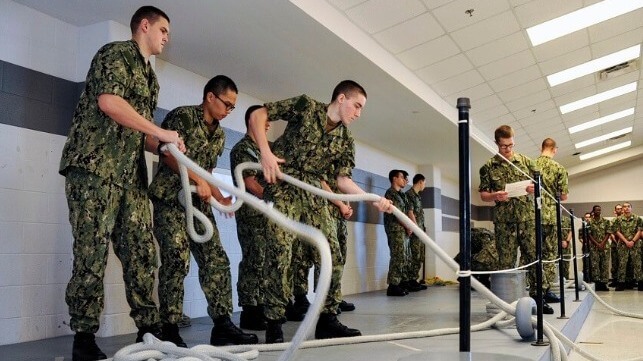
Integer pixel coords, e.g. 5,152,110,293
504,180,531,198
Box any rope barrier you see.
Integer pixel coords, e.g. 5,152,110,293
114,143,638,361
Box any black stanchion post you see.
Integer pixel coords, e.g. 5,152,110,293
570,210,581,301
532,172,548,346
555,194,567,319
456,97,471,353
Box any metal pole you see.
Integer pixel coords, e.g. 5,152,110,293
457,97,471,353
583,223,592,283
570,210,580,301
532,172,548,346
555,194,567,319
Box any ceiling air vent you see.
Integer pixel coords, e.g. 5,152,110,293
598,59,639,80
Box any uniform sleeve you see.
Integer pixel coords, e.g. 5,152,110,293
264,94,316,124
334,136,355,179
230,142,259,180
478,163,490,192
92,44,130,99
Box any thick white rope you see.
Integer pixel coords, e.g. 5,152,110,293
118,144,636,361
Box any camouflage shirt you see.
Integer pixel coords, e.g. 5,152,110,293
148,105,225,210
384,187,408,231
405,188,425,231
230,134,267,219
266,95,355,186
479,153,536,223
59,40,158,188
613,213,642,239
535,155,569,224
588,217,611,242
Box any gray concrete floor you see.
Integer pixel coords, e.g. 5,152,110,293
0,284,620,361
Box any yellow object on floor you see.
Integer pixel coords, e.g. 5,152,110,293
424,276,458,286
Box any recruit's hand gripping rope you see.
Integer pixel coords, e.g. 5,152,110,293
112,144,643,361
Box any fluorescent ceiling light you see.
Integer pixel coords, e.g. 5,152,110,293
579,141,631,160
547,45,641,86
559,82,637,114
568,108,635,134
575,127,632,149
527,0,643,46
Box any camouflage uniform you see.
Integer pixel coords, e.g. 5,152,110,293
612,214,643,283
230,135,269,308
384,187,410,286
262,95,351,320
560,216,572,279
478,153,543,295
588,217,611,283
148,106,232,324
610,217,620,281
454,228,498,288
59,40,160,333
405,187,425,282
535,155,569,290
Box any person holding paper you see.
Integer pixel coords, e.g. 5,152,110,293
478,125,554,314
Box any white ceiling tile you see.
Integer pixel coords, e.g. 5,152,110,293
328,0,368,11
416,54,473,84
591,28,643,60
513,0,584,28
397,35,460,70
514,100,556,120
473,94,504,112
509,0,533,6
459,83,496,101
478,49,536,81
450,11,520,51
506,89,552,112
421,0,452,10
373,12,444,54
497,78,548,103
488,64,542,92
345,0,427,34
550,76,595,98
474,105,511,123
531,31,590,63
431,0,511,32
539,46,592,76
465,31,529,67
587,8,643,44
433,69,485,97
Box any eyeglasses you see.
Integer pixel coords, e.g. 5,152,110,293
497,143,514,149
214,93,235,111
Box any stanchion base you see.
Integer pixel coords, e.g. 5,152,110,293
531,340,550,347
557,316,569,319
399,351,533,360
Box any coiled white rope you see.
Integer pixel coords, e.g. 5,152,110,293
115,144,635,361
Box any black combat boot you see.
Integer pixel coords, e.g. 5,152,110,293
265,319,285,344
285,299,305,321
338,300,355,312
315,313,362,339
386,284,407,296
293,294,311,314
615,282,625,291
136,325,163,343
210,316,259,346
72,332,107,361
240,305,267,330
595,282,609,291
160,323,187,348
638,281,643,291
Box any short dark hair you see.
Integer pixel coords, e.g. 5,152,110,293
245,105,264,129
592,205,601,212
412,173,425,184
388,169,402,183
494,125,514,143
542,137,556,150
203,75,238,102
331,80,367,102
130,6,170,34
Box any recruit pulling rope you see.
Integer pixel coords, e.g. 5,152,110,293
112,144,641,361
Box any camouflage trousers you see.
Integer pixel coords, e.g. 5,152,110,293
561,244,571,280
494,221,547,295
152,200,232,324
610,240,618,281
616,241,642,282
292,215,348,297
385,226,408,286
236,210,267,307
588,244,610,283
541,225,558,290
405,233,425,282
64,168,159,333
263,183,342,320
